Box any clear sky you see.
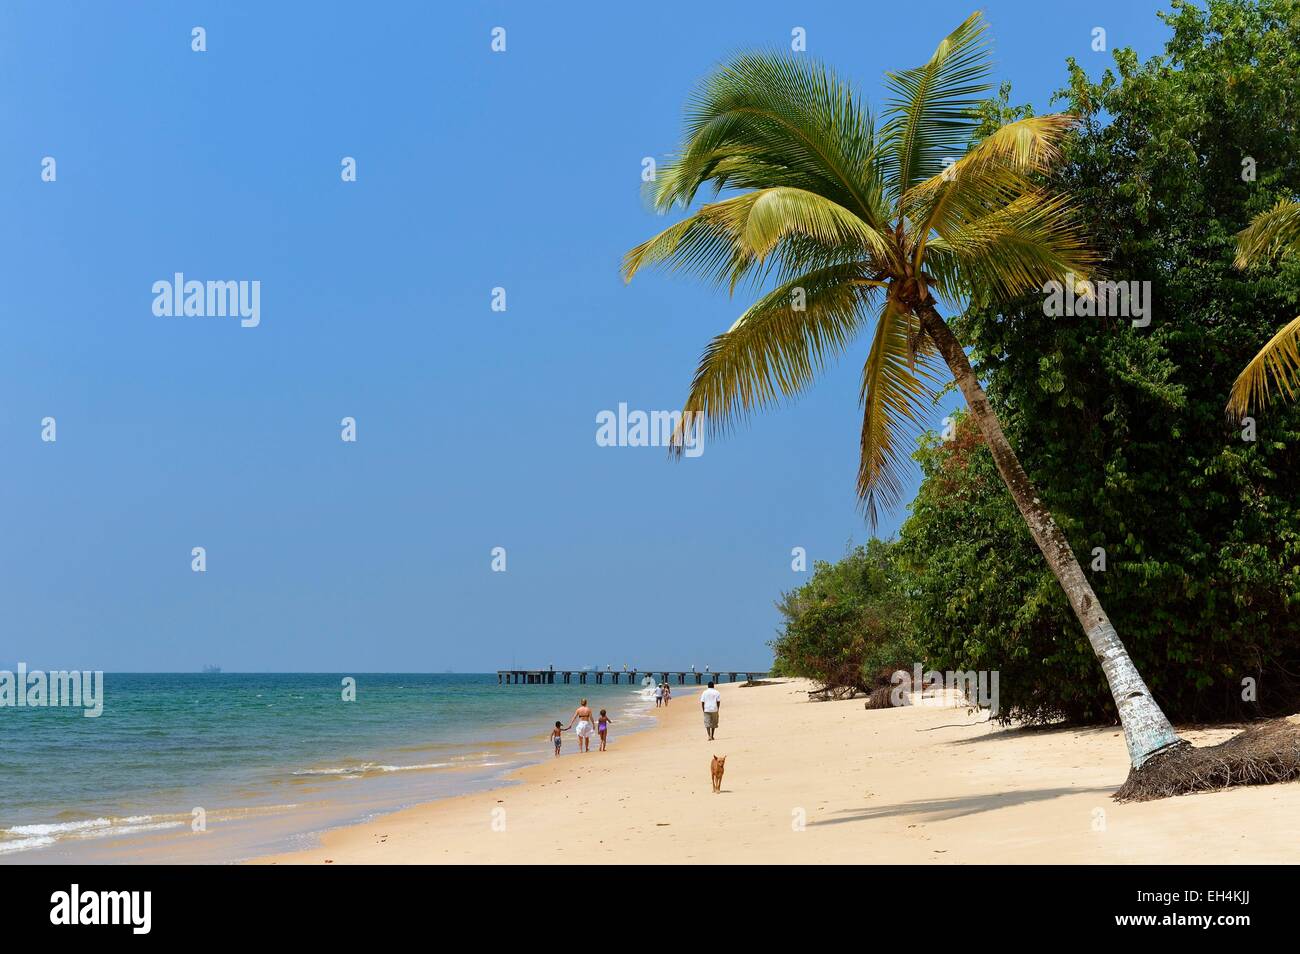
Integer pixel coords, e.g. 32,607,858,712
0,1,1177,672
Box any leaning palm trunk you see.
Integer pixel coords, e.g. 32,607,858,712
919,303,1184,767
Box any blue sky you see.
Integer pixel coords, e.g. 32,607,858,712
0,1,1176,671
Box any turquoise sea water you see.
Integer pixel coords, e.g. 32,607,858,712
0,672,670,862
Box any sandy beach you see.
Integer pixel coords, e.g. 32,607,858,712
256,679,1300,864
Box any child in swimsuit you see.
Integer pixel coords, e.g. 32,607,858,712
551,720,563,757
597,709,612,751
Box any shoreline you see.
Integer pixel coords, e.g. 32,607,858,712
252,682,695,864
2,675,670,864
254,679,1300,865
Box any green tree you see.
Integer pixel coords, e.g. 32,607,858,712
771,539,913,695
934,0,1300,734
895,413,1086,723
623,11,1185,773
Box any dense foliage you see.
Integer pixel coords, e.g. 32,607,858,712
778,1,1300,724
770,540,914,694
913,0,1300,724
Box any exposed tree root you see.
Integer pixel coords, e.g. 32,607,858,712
1113,718,1300,802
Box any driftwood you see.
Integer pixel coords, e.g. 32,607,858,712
807,684,865,702
804,684,901,709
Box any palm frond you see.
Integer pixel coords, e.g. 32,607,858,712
905,114,1079,253
1235,199,1300,270
934,191,1096,301
1226,313,1300,417
653,53,889,231
857,299,944,525
670,263,881,451
881,11,992,199
916,240,969,308
625,187,894,291
622,209,762,289
709,187,898,272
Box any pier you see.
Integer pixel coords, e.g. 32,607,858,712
497,669,770,686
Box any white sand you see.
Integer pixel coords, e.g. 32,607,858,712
255,679,1300,864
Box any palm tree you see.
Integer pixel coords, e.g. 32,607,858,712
1226,198,1300,417
623,12,1186,773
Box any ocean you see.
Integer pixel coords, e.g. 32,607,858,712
0,672,677,863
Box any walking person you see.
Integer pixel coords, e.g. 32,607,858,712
701,681,721,741
565,698,595,753
597,709,612,751
653,683,664,708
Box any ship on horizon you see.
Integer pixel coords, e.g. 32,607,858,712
201,664,222,674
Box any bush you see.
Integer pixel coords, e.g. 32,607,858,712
770,539,915,696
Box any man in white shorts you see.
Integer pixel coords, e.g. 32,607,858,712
566,698,595,752
700,681,722,741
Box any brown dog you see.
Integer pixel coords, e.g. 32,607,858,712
710,755,726,793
